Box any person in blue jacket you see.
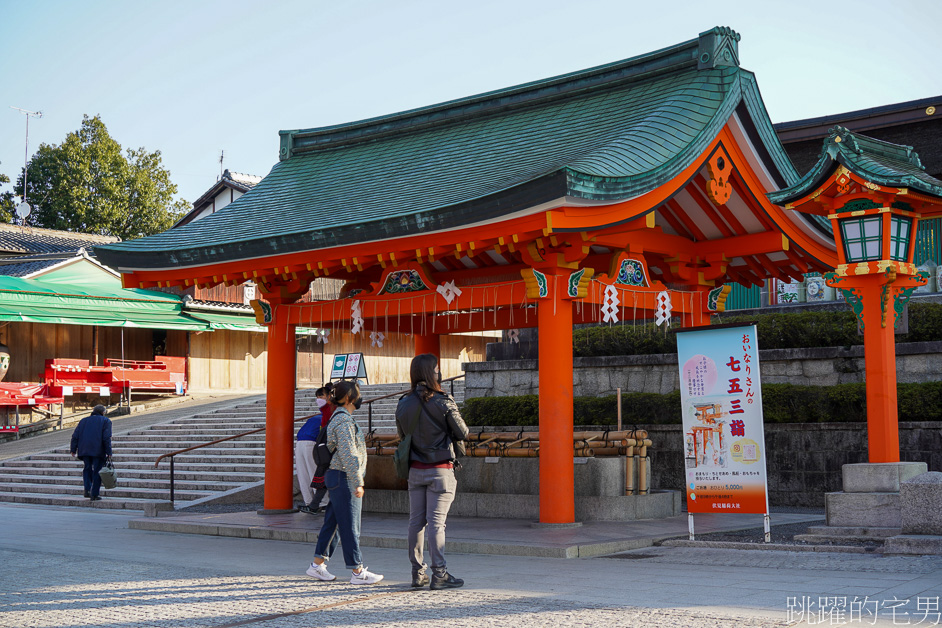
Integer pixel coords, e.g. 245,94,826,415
70,405,113,501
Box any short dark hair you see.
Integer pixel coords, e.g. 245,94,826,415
93,404,106,415
332,380,360,406
315,387,327,397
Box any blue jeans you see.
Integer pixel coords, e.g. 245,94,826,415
80,456,105,497
313,469,363,570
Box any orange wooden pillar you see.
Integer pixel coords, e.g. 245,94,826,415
415,333,441,360
263,304,298,512
537,274,575,523
857,280,900,463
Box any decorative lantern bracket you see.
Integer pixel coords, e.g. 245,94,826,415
826,270,928,330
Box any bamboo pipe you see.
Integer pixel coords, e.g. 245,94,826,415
616,387,622,431
592,446,630,456
639,445,649,495
625,445,635,495
463,431,646,442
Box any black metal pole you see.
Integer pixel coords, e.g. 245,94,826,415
169,456,175,503
368,402,373,433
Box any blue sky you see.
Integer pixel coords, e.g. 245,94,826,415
1,0,940,206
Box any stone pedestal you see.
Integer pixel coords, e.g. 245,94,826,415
824,462,927,528
796,462,927,544
885,472,942,555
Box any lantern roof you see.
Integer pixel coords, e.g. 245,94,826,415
768,126,942,209
95,26,804,275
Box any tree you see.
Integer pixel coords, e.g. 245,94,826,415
0,171,14,224
16,115,189,240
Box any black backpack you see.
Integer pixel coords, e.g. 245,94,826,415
313,418,333,467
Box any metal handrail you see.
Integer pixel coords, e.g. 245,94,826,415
154,374,465,502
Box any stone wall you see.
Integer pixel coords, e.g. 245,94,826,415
643,421,942,508
464,341,942,398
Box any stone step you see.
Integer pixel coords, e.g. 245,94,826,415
113,435,269,444
0,481,212,501
29,452,270,464
793,524,900,544
122,428,268,436
0,465,263,482
0,381,421,511
0,474,245,492
2,459,266,473
0,492,181,510
110,439,268,450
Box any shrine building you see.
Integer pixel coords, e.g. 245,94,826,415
96,27,840,523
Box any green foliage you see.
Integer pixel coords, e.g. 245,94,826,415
461,381,942,427
17,115,188,240
0,171,14,223
463,395,539,426
572,303,942,357
898,381,942,421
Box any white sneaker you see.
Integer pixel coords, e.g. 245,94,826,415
306,562,336,581
350,567,384,585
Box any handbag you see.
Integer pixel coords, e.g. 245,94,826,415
98,460,118,489
393,410,418,479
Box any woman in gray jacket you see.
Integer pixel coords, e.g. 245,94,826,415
396,353,469,590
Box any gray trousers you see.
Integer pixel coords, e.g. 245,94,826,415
407,466,457,576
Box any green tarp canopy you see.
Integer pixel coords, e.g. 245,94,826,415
0,261,312,334
0,271,208,330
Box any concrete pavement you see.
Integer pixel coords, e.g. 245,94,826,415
2,502,941,627
130,508,826,558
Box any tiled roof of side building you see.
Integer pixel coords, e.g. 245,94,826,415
0,223,119,256
224,171,263,189
95,26,800,273
0,258,64,277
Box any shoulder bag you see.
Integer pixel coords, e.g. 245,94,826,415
393,406,419,479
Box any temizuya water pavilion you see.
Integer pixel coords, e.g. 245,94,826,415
96,27,838,523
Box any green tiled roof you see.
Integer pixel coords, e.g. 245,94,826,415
96,26,800,273
768,126,942,206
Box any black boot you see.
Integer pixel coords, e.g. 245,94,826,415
412,572,430,588
430,572,464,590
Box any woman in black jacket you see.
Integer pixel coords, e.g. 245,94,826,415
395,353,469,590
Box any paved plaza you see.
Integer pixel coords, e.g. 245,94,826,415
2,503,941,627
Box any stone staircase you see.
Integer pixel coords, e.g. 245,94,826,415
0,380,464,511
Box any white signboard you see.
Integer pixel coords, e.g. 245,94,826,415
676,324,770,516
329,353,368,382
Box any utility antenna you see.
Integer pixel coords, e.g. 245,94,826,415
219,150,225,178
10,106,42,225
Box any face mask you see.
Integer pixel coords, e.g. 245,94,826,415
437,370,443,384
316,398,327,408
353,396,362,410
